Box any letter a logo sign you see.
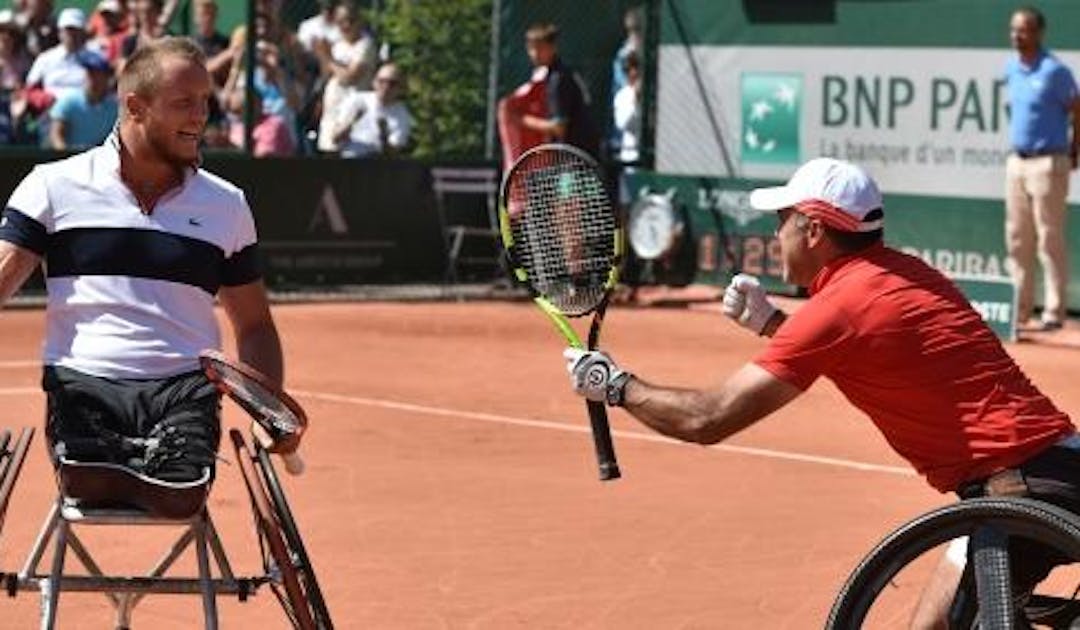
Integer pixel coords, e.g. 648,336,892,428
307,184,349,234
741,73,802,165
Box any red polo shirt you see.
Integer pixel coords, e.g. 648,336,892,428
754,243,1073,492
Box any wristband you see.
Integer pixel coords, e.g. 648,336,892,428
606,372,634,407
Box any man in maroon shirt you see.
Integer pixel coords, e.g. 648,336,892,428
563,157,1079,626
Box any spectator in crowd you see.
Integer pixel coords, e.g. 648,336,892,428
504,22,600,158
329,61,413,158
297,0,340,55
612,50,641,204
0,9,31,144
15,0,58,59
314,2,376,153
87,0,130,68
26,7,91,101
226,0,307,86
226,90,293,157
47,51,116,150
191,0,230,86
120,0,168,64
223,12,302,156
0,9,32,93
611,7,642,101
1003,6,1080,332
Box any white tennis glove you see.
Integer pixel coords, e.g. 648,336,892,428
563,348,630,404
722,273,778,335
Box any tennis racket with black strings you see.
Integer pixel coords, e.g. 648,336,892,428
499,143,624,481
199,349,307,476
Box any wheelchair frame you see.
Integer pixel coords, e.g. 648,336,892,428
0,426,333,630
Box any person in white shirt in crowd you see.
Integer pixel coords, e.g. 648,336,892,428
314,2,376,153
297,0,340,55
26,7,90,101
612,50,641,204
48,50,117,150
331,61,413,158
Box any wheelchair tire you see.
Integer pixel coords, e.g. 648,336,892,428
825,497,1080,629
229,430,317,630
0,428,33,533
255,446,334,629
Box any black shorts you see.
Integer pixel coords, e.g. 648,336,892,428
43,365,222,483
957,441,1080,594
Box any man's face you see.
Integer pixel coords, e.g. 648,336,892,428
132,56,212,167
774,208,814,286
525,38,555,67
59,26,84,51
195,3,216,33
374,68,400,104
87,68,110,99
1009,12,1042,53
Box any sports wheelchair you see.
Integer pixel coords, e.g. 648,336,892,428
0,422,332,628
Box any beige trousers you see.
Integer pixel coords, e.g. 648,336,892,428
1005,153,1071,324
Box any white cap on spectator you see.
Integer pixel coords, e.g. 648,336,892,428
97,0,122,13
0,9,15,26
57,8,87,30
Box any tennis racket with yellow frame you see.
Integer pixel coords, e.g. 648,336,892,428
499,143,624,481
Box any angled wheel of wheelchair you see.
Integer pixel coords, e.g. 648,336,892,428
825,497,1080,629
229,430,318,630
255,447,334,629
0,428,34,534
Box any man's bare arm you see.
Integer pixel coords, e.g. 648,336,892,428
0,241,42,305
217,279,283,386
623,363,802,444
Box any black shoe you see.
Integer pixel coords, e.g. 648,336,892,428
1039,319,1063,332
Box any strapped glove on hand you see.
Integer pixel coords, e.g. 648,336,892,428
721,273,778,335
563,348,632,406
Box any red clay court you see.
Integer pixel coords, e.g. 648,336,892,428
0,299,1077,628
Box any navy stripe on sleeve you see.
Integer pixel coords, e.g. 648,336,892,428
221,243,262,287
0,208,48,255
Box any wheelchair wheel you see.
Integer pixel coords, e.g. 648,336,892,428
255,445,334,629
825,497,1080,629
229,430,317,630
0,428,33,533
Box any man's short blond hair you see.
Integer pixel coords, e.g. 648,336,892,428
117,37,207,100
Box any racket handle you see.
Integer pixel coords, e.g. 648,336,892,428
585,400,621,481
282,451,305,476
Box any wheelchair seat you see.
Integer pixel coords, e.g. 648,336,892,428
56,456,212,520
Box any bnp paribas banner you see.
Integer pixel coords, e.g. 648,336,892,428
657,46,1080,202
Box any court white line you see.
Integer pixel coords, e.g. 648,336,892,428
292,389,916,477
0,360,40,369
0,387,40,395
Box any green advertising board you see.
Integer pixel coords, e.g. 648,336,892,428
950,275,1018,341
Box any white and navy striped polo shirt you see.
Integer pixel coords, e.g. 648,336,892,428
0,134,261,379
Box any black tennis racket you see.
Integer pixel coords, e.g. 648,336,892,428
200,349,307,476
498,143,624,481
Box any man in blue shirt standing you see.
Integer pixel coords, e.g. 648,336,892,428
47,50,117,150
1004,5,1080,332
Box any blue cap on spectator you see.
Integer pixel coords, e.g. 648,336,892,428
78,51,111,73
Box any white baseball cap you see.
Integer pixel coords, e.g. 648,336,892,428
97,0,122,13
749,157,884,233
57,7,87,30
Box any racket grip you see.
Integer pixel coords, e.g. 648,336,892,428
282,451,305,476
585,400,621,481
